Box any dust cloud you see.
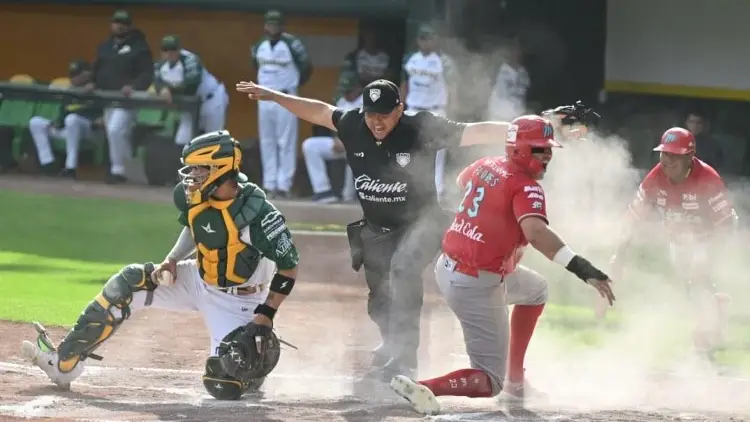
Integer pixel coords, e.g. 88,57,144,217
405,25,750,417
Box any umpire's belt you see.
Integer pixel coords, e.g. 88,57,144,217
217,283,267,296
365,220,401,234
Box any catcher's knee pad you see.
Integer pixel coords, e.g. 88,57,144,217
202,357,265,400
57,263,157,371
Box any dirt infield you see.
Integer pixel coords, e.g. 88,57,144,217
1,175,750,421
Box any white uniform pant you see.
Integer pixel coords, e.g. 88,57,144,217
104,108,136,176
28,114,92,169
128,260,271,355
258,98,299,192
668,242,723,336
175,84,230,145
435,254,548,395
301,136,355,199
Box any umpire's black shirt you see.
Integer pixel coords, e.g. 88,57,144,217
332,108,466,228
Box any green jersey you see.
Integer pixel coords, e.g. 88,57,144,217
173,182,299,287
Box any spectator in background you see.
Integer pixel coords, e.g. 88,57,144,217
401,24,453,116
340,27,391,89
487,38,530,121
252,10,313,199
28,60,102,179
154,35,229,145
91,9,153,184
301,72,361,204
684,110,724,172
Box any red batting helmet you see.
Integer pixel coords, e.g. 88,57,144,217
506,115,562,175
653,127,695,155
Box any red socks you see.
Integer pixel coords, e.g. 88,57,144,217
507,304,544,383
418,368,493,398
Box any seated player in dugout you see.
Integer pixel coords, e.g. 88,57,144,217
20,131,300,400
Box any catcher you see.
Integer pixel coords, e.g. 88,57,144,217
608,127,737,359
21,130,300,400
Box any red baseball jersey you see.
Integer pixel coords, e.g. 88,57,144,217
629,157,736,239
442,156,548,276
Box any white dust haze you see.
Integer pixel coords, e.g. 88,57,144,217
401,29,750,418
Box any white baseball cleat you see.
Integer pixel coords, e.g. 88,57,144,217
390,375,440,415
21,340,84,390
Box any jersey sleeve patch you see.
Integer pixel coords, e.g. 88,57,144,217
512,184,548,222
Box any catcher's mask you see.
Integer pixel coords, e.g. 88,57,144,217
506,115,561,178
216,325,281,382
178,130,246,206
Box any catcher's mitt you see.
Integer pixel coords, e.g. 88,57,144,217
543,100,601,127
216,322,281,382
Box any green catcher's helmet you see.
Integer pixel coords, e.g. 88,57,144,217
179,130,246,206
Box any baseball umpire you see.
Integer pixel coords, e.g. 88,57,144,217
237,78,518,380
21,131,300,400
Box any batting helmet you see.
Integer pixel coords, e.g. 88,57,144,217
653,127,695,155
506,115,561,175
178,131,246,206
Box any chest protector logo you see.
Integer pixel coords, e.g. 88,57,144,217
396,153,410,167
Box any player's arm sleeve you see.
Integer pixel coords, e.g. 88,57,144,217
400,52,413,84
628,181,655,220
512,184,549,224
420,112,468,152
131,42,154,91
249,202,300,270
152,60,166,92
172,184,190,226
166,227,195,261
250,42,260,70
176,54,203,95
287,34,313,86
706,180,739,228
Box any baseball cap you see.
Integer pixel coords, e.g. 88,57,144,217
418,24,436,39
264,10,284,25
161,35,181,51
68,60,91,78
111,10,132,25
362,80,401,114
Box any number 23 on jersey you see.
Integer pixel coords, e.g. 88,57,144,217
457,181,485,218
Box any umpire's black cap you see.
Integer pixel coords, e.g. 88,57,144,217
363,79,401,114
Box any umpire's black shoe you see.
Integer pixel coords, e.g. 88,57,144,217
59,168,77,180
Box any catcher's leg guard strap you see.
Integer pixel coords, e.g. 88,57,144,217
56,263,157,372
203,357,246,400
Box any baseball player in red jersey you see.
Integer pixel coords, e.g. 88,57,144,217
606,127,737,356
389,115,616,415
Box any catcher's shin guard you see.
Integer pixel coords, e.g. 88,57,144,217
56,263,157,372
202,357,265,400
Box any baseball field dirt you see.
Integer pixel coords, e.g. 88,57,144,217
1,175,749,421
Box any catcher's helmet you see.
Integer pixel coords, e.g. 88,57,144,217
506,115,561,176
653,127,695,155
178,130,246,206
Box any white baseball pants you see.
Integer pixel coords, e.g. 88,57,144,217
104,108,135,176
128,259,275,355
175,85,230,145
258,99,298,193
301,136,355,200
28,114,92,169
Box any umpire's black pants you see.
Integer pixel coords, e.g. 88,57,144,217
347,207,451,370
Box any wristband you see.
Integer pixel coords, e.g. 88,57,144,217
566,255,609,282
270,273,295,295
552,245,576,266
254,304,277,320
